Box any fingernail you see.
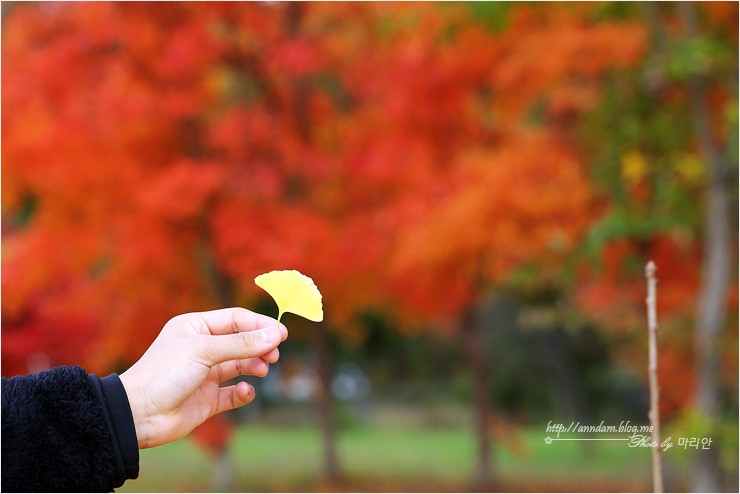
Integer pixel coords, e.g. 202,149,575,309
262,327,279,343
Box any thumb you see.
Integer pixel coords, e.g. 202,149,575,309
197,326,282,365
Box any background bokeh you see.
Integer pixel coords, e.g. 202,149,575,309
2,2,737,492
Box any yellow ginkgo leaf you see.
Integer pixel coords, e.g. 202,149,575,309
255,270,324,323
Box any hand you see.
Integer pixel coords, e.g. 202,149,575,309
119,308,287,449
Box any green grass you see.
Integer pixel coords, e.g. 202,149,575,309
120,424,653,492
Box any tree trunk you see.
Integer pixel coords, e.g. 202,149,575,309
213,448,235,492
537,326,590,423
283,2,342,483
676,4,732,492
311,324,341,483
194,234,239,489
462,303,493,491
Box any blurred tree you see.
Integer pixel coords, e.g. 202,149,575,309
3,3,736,492
2,2,394,484
360,3,646,489
576,2,738,490
190,414,235,491
674,5,737,490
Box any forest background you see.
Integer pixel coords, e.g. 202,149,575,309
2,2,738,492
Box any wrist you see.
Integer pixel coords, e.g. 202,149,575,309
119,369,152,449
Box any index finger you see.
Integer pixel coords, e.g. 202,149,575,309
193,307,287,341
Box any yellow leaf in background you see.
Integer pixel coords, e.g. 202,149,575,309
674,154,705,185
255,270,324,323
620,150,648,184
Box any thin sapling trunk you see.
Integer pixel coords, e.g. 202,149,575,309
645,261,664,493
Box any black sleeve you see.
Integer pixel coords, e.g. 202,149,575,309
88,373,140,482
1,366,140,492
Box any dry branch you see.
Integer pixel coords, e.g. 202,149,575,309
645,261,664,493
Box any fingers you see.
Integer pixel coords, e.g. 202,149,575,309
262,347,280,364
214,348,280,382
213,381,255,416
216,357,270,381
193,307,287,341
197,325,283,365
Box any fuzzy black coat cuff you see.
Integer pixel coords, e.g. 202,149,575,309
1,366,140,492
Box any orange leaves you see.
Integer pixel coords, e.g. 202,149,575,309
2,223,106,320
575,234,701,333
657,348,696,417
491,5,646,120
647,235,701,315
190,414,234,455
267,39,325,78
2,3,665,369
137,161,224,221
389,131,594,319
157,20,220,81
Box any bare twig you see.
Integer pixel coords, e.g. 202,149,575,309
645,261,664,493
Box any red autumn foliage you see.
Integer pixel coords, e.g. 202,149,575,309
190,414,235,455
4,3,731,462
